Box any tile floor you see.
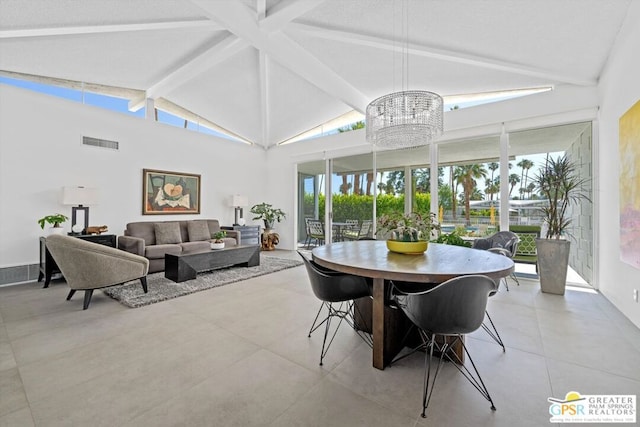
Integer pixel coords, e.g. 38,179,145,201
1,250,639,426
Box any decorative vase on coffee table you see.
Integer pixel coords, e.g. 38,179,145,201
211,242,225,250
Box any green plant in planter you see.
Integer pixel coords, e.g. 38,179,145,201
377,212,435,242
250,203,286,229
37,213,69,229
212,230,226,243
535,155,591,239
533,154,591,295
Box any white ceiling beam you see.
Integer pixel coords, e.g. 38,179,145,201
190,0,369,113
129,34,247,111
257,0,267,20
259,51,270,146
259,0,325,33
288,22,597,87
0,20,218,39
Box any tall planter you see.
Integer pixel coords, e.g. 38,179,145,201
536,238,570,295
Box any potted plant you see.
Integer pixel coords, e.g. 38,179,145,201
38,213,69,235
250,202,286,230
377,211,435,254
211,230,226,250
534,154,590,295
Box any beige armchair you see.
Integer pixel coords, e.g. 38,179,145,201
45,234,149,310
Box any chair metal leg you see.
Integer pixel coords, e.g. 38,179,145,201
312,300,372,366
82,289,94,310
140,276,148,293
308,302,328,337
319,302,349,366
482,311,505,351
421,333,447,418
438,335,496,412
66,289,76,301
510,272,520,287
417,332,496,417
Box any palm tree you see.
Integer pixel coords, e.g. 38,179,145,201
458,164,488,224
517,158,534,197
451,166,464,220
526,182,536,199
471,187,484,200
488,162,499,182
414,168,429,193
522,159,535,191
386,170,405,195
339,174,349,194
485,178,499,201
365,172,374,195
508,173,520,196
353,173,361,195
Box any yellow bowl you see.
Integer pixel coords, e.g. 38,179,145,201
386,240,428,254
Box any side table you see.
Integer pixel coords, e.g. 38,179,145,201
221,225,260,246
39,234,117,288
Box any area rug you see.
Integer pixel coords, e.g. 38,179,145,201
103,255,303,308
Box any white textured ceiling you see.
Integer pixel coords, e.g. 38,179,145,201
0,0,631,148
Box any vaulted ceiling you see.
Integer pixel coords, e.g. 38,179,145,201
0,0,632,148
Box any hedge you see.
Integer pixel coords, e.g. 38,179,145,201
303,193,432,222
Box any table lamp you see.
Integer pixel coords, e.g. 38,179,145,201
61,186,99,235
230,195,248,226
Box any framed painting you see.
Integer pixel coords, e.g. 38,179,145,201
142,169,201,215
619,99,640,270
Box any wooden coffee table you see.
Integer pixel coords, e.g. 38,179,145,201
164,245,260,283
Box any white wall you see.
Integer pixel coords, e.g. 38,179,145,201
0,85,266,267
596,0,640,328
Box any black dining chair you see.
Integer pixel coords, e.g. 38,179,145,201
298,252,372,365
391,274,497,418
482,285,505,351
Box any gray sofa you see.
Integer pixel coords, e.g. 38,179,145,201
118,219,240,273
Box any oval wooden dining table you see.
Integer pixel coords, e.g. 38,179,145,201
312,240,515,370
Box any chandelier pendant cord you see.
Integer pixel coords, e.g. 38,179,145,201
365,0,443,149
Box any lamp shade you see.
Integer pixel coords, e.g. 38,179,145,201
61,186,99,206
230,195,248,207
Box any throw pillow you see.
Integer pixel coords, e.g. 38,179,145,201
154,222,182,245
187,221,211,242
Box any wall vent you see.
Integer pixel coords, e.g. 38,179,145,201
82,136,119,150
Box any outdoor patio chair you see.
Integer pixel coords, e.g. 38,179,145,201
472,231,520,290
307,219,325,247
342,219,373,240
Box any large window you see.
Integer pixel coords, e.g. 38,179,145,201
296,122,593,285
